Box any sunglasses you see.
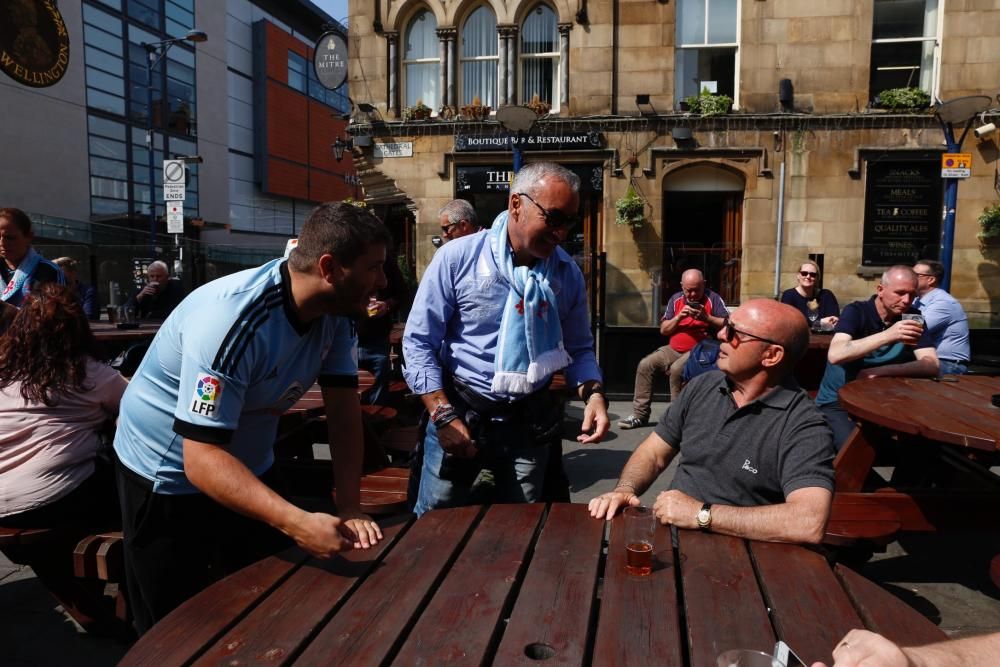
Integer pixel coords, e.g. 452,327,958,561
441,221,460,234
799,271,818,278
515,192,580,229
722,318,784,348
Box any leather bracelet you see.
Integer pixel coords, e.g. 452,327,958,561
582,384,607,406
430,402,455,423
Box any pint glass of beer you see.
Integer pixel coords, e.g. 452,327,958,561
623,506,656,576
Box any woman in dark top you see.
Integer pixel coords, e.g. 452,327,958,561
780,260,839,329
0,207,64,309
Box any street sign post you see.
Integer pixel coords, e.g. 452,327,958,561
166,203,184,233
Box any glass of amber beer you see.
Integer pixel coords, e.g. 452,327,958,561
623,506,656,576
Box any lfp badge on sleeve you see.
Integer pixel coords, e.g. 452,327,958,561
941,153,972,179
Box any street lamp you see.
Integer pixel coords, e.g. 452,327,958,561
933,95,991,291
142,29,208,253
332,136,353,162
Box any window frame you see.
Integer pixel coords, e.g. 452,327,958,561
518,3,560,112
402,8,441,112
459,4,499,108
674,0,740,108
869,0,941,101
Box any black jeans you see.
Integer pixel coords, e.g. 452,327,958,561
115,460,292,635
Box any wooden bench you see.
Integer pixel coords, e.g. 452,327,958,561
381,424,420,459
991,554,1000,591
0,525,131,638
823,494,901,548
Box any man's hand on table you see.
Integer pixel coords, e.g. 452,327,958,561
577,394,610,444
339,509,384,549
652,489,702,528
437,418,477,458
811,629,911,667
588,488,640,520
289,511,359,557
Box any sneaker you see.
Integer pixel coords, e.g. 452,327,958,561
618,414,648,429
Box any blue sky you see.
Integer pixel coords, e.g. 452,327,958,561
312,0,349,25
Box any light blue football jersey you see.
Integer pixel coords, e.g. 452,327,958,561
114,259,358,494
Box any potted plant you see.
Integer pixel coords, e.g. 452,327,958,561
978,203,1000,244
874,86,930,112
684,88,733,117
526,93,551,117
402,99,431,121
615,183,646,228
460,96,491,121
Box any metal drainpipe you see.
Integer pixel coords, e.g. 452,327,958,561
774,160,786,299
611,0,618,115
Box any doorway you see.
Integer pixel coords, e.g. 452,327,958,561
662,165,744,305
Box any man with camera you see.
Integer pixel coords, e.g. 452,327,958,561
619,268,728,429
815,265,939,449
590,299,834,545
125,260,185,320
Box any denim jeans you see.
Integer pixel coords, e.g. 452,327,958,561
358,340,390,406
412,418,547,517
939,359,968,376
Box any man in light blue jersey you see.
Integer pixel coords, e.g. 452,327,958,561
404,162,610,516
114,203,390,634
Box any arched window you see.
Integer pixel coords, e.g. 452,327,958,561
403,9,439,109
460,6,498,107
520,4,558,110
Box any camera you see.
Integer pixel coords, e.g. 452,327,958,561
974,122,997,139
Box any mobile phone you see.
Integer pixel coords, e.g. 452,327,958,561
686,299,703,309
774,641,807,667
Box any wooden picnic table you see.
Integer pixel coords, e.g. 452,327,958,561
89,320,162,344
121,503,945,666
836,375,1000,531
282,371,376,417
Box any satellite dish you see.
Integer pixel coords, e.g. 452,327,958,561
496,106,538,133
934,95,992,124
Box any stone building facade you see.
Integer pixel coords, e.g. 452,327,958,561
346,0,1000,330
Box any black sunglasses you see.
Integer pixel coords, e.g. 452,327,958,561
441,221,460,234
799,271,818,278
515,192,580,229
722,317,784,348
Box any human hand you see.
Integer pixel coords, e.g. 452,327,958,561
368,300,389,318
588,490,640,520
339,509,383,549
577,395,610,443
290,511,356,558
680,304,704,320
821,315,839,327
814,629,910,667
436,418,476,458
887,319,923,346
653,489,702,528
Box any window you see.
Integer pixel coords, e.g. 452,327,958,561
460,6,498,107
870,0,938,100
674,0,737,104
403,10,439,109
520,5,558,110
287,51,307,92
87,114,130,217
83,5,126,115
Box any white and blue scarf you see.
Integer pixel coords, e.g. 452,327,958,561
1,247,44,306
490,211,572,395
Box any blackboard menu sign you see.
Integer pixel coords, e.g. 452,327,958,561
862,158,942,266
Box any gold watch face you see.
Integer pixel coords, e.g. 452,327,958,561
697,509,711,526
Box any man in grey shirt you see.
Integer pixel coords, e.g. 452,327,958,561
589,299,834,544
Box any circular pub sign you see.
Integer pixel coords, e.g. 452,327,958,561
0,0,70,88
313,30,347,91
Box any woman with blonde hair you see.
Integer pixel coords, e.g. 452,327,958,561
781,260,839,329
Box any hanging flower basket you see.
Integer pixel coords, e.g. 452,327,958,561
615,183,646,228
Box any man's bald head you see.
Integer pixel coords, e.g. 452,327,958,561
680,269,706,301
737,299,811,368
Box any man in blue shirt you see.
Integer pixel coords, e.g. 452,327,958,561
913,259,970,375
114,203,389,634
404,162,609,516
815,265,939,448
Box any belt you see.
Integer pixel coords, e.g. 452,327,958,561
939,358,968,364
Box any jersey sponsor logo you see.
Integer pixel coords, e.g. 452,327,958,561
190,373,222,417
741,458,758,475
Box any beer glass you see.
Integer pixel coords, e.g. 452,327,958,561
622,506,656,576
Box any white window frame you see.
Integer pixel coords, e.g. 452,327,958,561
519,4,560,112
869,0,941,99
675,0,740,109
402,9,440,111
459,5,499,108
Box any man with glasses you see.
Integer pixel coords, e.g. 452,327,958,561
912,259,970,376
619,268,728,429
589,299,834,545
815,265,939,449
437,199,480,243
404,162,608,516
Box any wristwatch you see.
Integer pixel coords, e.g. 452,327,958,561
696,503,713,530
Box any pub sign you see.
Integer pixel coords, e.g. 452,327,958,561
861,157,942,266
0,0,70,88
